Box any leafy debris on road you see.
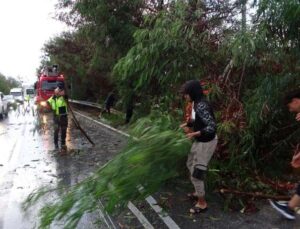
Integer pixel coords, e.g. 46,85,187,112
23,113,191,228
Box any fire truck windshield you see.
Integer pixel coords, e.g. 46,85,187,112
42,81,59,90
26,89,35,95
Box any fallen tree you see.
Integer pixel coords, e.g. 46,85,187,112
23,113,191,228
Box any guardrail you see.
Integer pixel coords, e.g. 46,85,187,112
69,99,122,115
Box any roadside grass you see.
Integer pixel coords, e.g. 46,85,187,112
98,112,125,128
97,106,141,133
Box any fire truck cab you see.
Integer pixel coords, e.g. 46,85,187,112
35,65,64,110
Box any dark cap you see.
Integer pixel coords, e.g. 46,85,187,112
57,82,65,90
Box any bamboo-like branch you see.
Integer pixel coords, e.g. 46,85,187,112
64,77,95,146
237,58,247,99
221,59,234,85
66,102,95,146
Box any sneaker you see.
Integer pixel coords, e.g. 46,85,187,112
269,200,295,220
276,201,289,206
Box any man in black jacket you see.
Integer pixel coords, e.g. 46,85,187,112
180,80,218,214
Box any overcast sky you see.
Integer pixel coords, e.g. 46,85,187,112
0,0,67,84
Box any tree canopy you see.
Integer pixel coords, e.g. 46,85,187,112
0,73,20,94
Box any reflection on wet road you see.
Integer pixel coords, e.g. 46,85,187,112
0,105,129,229
0,108,57,229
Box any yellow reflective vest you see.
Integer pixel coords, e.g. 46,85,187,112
47,96,68,115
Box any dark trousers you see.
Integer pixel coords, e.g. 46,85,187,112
54,115,68,146
297,183,300,196
105,104,111,114
125,107,133,123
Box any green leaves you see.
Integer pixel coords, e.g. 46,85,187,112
24,113,191,228
240,74,300,166
113,2,222,108
0,74,20,94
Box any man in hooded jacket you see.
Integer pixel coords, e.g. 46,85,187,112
180,80,218,214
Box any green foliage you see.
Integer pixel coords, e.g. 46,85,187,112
24,113,191,228
63,0,144,51
256,0,300,44
206,83,224,102
217,121,236,137
98,112,124,127
0,73,20,94
113,1,230,108
229,31,258,67
253,0,300,71
212,0,300,175
240,74,300,167
31,0,300,220
42,0,146,101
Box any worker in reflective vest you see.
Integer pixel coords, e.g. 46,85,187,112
48,82,68,152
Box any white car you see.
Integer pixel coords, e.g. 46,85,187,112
0,92,8,119
4,95,15,107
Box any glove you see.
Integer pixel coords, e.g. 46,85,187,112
64,94,69,100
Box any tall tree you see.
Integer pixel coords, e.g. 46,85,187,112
0,73,20,94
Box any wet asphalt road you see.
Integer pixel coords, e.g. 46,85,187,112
0,106,128,229
0,104,300,229
0,107,56,228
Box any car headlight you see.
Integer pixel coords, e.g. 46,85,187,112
40,101,48,107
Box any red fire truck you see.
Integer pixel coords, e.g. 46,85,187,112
34,65,64,110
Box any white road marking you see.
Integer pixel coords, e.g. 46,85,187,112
74,111,130,138
97,200,118,229
145,195,180,229
73,110,181,229
128,201,154,229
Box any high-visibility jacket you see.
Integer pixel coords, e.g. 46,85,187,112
47,96,68,115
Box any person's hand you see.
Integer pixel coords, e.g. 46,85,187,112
183,127,192,134
296,113,300,122
186,131,200,140
291,151,300,168
180,123,187,128
186,132,195,139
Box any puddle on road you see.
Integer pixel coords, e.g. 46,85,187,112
0,105,131,228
